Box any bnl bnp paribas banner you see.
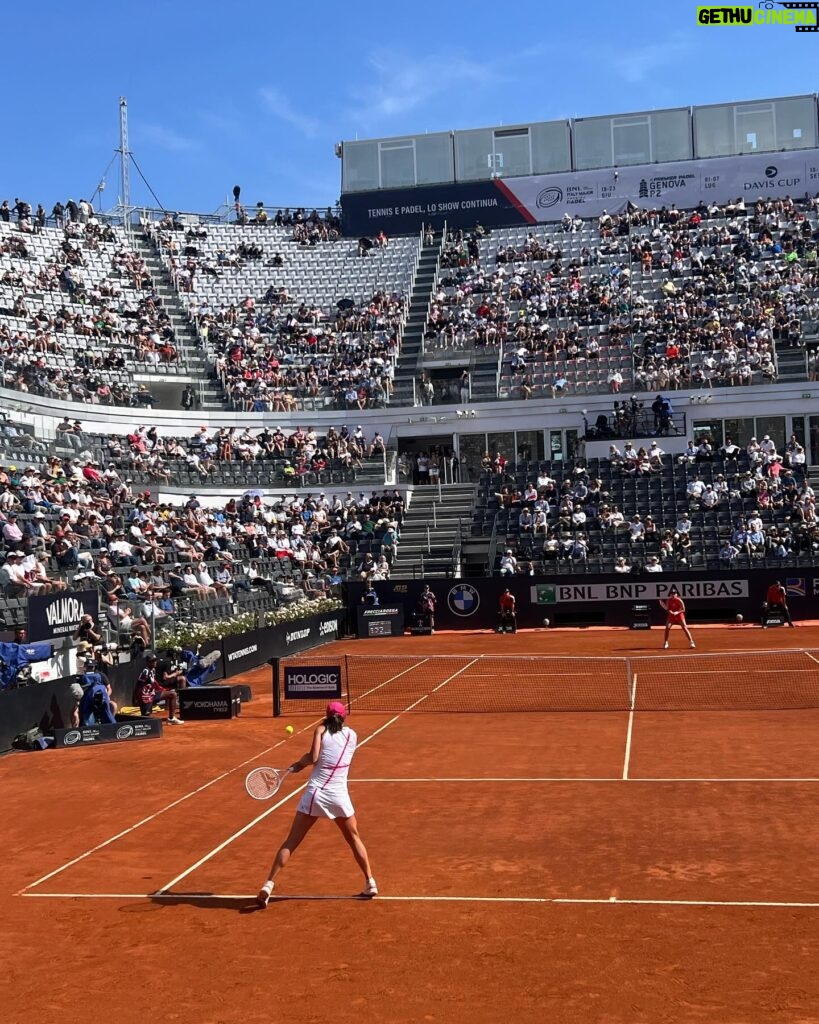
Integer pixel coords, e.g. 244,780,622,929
342,149,819,236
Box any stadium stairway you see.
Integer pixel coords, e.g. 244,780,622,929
391,233,444,405
774,336,809,383
392,483,476,578
131,231,217,391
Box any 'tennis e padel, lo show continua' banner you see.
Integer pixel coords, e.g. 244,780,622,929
342,148,819,235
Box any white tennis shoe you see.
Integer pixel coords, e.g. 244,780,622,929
257,880,274,908
361,878,378,897
167,717,184,725
663,642,669,649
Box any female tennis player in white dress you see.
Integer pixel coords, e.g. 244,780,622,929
257,701,377,906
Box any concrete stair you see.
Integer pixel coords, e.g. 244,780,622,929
131,232,215,388
774,339,808,383
391,483,476,578
391,235,443,406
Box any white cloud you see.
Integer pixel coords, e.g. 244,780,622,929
348,53,503,126
259,87,321,139
139,123,198,152
609,36,694,84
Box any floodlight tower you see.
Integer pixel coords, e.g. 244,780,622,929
117,97,131,226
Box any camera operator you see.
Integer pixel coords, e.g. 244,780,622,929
74,613,102,647
155,648,188,691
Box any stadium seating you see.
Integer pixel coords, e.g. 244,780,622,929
142,214,421,411
422,197,819,402
476,441,816,575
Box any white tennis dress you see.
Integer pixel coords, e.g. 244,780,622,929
296,726,358,819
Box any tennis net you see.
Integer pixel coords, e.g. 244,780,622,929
273,651,819,715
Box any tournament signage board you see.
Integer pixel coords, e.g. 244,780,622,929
28,590,99,642
356,605,405,638
54,720,163,747
283,664,342,701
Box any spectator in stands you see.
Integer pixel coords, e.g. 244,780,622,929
106,594,151,649
499,549,518,576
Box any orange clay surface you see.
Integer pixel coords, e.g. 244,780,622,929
4,623,819,1023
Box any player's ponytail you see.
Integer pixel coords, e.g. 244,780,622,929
323,712,345,735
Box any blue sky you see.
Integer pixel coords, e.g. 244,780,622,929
1,0,817,215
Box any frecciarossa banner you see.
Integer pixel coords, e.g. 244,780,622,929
342,147,819,236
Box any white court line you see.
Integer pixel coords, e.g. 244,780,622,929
18,717,322,894
804,651,819,667
354,777,819,783
627,670,818,676
156,657,483,895
20,661,431,895
18,892,819,909
622,672,636,780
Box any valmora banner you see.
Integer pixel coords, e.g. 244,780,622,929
28,590,100,642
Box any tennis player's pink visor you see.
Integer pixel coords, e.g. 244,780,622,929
326,701,347,719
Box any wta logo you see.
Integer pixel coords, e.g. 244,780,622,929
535,187,563,210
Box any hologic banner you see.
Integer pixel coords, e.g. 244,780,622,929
28,589,99,642
531,579,749,605
283,664,342,701
342,148,819,235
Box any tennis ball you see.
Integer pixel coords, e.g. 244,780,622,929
735,614,744,624
285,725,294,735
543,618,551,627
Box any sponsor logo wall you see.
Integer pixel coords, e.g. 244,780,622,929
347,572,816,630
221,614,343,678
342,148,819,235
54,720,163,748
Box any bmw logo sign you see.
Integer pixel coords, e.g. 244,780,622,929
447,583,480,617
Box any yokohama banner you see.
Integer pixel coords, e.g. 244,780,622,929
342,148,819,236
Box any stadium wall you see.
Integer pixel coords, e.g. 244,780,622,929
0,613,345,753
346,572,815,632
342,148,819,236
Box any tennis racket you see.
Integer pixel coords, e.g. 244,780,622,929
245,766,293,800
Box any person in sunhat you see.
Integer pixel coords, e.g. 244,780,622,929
256,700,377,906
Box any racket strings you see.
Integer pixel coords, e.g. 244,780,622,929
246,768,283,799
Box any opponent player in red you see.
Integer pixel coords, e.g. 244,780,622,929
659,586,696,649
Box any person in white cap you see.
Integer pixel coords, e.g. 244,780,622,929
760,435,777,457
256,701,377,907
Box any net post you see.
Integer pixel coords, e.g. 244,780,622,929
344,653,352,715
625,657,634,709
271,658,281,717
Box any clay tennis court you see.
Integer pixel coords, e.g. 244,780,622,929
5,624,819,1023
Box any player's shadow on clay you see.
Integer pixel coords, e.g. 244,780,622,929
146,892,374,914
